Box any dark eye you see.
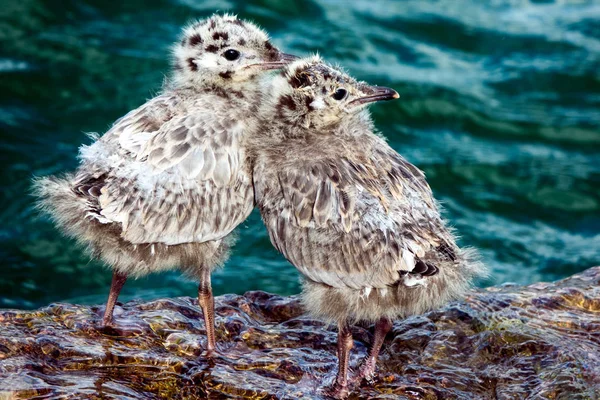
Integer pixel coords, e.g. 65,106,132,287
333,88,347,101
223,49,241,61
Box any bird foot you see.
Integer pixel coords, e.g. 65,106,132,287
323,382,350,399
201,348,217,359
355,360,377,385
101,316,115,328
201,341,227,359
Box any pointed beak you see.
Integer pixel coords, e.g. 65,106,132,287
256,52,299,70
279,53,299,62
349,86,399,106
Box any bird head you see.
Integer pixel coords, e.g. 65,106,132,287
171,14,297,89
267,55,398,130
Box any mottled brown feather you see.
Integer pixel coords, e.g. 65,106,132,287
254,134,457,291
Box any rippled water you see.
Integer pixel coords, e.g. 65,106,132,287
1,0,599,309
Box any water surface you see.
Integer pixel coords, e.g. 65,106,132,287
1,0,599,309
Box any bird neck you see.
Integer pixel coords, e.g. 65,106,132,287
166,76,263,108
269,110,372,139
251,112,374,161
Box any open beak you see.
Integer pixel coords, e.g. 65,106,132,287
349,86,399,106
255,53,299,70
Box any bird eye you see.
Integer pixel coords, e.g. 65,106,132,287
223,49,241,61
333,88,347,101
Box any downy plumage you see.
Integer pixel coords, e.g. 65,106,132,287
251,56,486,396
33,14,296,353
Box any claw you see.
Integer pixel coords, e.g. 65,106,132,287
357,362,377,384
323,382,350,399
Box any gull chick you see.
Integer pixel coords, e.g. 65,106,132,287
252,57,485,396
33,14,296,353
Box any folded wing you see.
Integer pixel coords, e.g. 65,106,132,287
256,144,454,290
74,96,253,245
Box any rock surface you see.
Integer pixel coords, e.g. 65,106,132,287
1,267,599,399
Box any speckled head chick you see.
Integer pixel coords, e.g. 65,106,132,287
264,55,398,132
33,14,298,358
252,58,485,397
172,14,296,87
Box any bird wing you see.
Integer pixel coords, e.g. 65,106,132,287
257,143,452,290
141,112,241,183
105,94,178,156
76,99,253,246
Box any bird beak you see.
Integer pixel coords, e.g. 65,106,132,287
256,53,299,70
349,86,399,106
279,53,300,62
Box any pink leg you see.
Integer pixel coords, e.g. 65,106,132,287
102,270,127,326
198,268,216,354
327,322,354,398
358,317,393,382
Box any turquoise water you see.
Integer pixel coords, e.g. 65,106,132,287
1,0,599,309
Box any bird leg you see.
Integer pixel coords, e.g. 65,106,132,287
358,317,393,382
327,321,354,398
198,268,216,354
102,270,127,326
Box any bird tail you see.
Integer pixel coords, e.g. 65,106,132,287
458,246,489,284
443,246,489,307
31,174,94,243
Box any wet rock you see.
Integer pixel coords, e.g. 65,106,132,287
1,267,599,399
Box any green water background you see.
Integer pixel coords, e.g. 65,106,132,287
1,0,599,309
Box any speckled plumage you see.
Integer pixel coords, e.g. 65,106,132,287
252,56,486,394
33,14,296,351
37,87,253,278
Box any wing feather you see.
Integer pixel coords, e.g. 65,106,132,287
79,103,252,246
258,144,452,290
